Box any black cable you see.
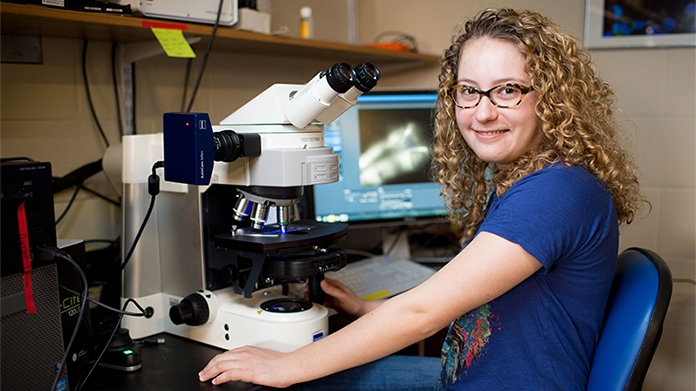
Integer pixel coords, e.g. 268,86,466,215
384,227,406,257
111,42,124,137
77,184,121,207
52,159,103,194
131,62,137,134
60,284,149,317
82,40,110,148
55,168,92,225
184,0,224,112
120,194,155,270
55,186,81,225
75,298,147,391
120,161,164,270
34,247,89,391
1,156,35,163
674,278,696,285
57,235,146,391
181,58,194,112
52,159,121,222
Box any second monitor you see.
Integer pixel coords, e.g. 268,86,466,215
312,90,446,227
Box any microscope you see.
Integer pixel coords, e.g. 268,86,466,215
118,62,379,352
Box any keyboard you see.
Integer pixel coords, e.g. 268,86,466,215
326,256,437,300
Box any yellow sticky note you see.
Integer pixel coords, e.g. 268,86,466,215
362,290,390,301
151,28,196,58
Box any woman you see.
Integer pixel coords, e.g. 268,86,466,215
199,8,645,390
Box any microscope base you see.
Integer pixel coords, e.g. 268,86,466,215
121,286,328,353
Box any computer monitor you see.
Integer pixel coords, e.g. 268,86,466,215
311,90,446,257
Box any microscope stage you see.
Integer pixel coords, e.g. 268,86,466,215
214,220,348,254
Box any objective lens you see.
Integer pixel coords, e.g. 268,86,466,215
250,202,270,230
277,206,291,233
232,196,251,222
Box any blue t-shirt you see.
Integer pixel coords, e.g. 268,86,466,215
438,164,618,390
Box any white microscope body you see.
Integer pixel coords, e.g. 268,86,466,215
118,63,379,352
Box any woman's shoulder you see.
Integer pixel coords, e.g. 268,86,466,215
527,163,594,179
519,164,603,190
505,163,611,205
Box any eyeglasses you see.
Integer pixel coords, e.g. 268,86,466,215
450,83,534,109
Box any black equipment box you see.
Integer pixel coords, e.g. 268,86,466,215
1,160,57,276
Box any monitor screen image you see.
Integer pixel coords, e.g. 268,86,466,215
312,91,446,225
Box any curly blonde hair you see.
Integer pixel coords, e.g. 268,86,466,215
432,8,645,241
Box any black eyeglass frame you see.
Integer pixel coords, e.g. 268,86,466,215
450,83,534,109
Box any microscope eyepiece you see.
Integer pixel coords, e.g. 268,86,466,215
353,62,381,93
323,62,355,94
312,62,381,125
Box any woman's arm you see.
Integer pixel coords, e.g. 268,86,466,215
199,232,542,387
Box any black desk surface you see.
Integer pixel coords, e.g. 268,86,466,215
86,333,259,391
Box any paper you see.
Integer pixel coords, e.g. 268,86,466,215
151,28,196,58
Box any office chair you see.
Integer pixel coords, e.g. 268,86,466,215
587,247,673,391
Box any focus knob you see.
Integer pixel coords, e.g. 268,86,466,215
220,264,240,284
169,293,210,326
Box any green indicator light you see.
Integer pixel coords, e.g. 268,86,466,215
123,350,134,355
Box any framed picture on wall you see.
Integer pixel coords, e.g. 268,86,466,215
584,0,696,48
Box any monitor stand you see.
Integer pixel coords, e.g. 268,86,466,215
381,227,411,260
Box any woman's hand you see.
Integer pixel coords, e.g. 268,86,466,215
199,278,387,386
199,345,294,387
318,278,382,319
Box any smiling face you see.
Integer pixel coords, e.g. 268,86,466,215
455,37,540,170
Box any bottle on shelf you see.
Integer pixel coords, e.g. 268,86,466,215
300,6,313,39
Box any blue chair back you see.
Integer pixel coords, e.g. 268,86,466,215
587,247,672,391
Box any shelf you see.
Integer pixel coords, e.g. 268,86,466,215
0,3,440,71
